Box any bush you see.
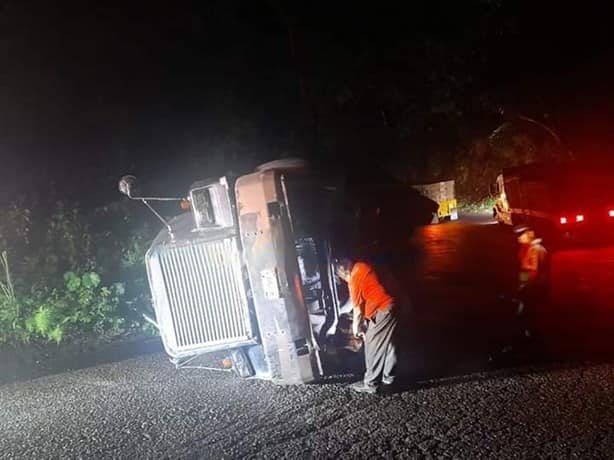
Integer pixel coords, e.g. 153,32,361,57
0,252,133,345
0,200,157,345
0,251,23,343
24,272,126,344
457,196,497,213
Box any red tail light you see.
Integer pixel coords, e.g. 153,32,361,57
609,210,614,218
576,214,584,222
560,217,568,224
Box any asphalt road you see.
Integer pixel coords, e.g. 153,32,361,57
4,353,614,459
3,216,614,459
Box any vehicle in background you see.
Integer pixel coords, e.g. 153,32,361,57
411,180,458,223
492,161,614,245
119,159,435,384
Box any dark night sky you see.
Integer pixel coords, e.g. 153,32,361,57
2,1,614,205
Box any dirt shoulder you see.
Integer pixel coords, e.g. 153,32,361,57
0,335,163,385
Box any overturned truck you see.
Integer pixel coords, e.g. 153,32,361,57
119,159,435,384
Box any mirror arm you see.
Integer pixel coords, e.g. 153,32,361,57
128,195,184,201
141,199,175,241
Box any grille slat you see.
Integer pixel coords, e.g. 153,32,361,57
172,249,196,346
175,247,201,345
219,248,237,339
201,246,224,342
156,238,252,352
161,253,188,346
186,245,210,343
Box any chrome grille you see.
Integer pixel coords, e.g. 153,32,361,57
157,238,252,351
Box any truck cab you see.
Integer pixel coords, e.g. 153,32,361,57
492,161,614,245
119,159,435,384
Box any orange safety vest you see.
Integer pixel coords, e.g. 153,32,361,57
519,239,547,283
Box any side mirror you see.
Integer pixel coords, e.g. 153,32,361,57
118,175,138,198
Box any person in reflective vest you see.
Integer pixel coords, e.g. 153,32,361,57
514,225,549,339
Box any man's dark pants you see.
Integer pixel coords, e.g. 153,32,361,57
363,305,398,386
517,280,549,339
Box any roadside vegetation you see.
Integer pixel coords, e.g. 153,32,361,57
0,201,156,345
457,197,497,214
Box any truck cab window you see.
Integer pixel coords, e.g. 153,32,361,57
191,187,215,227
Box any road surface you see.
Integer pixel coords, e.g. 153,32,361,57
2,216,614,459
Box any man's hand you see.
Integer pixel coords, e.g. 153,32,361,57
352,307,364,338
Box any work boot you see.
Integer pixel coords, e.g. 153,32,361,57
350,381,378,394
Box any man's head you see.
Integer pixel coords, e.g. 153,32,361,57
514,225,536,244
335,257,354,283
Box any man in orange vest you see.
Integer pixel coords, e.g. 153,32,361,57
336,258,400,393
514,225,549,339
